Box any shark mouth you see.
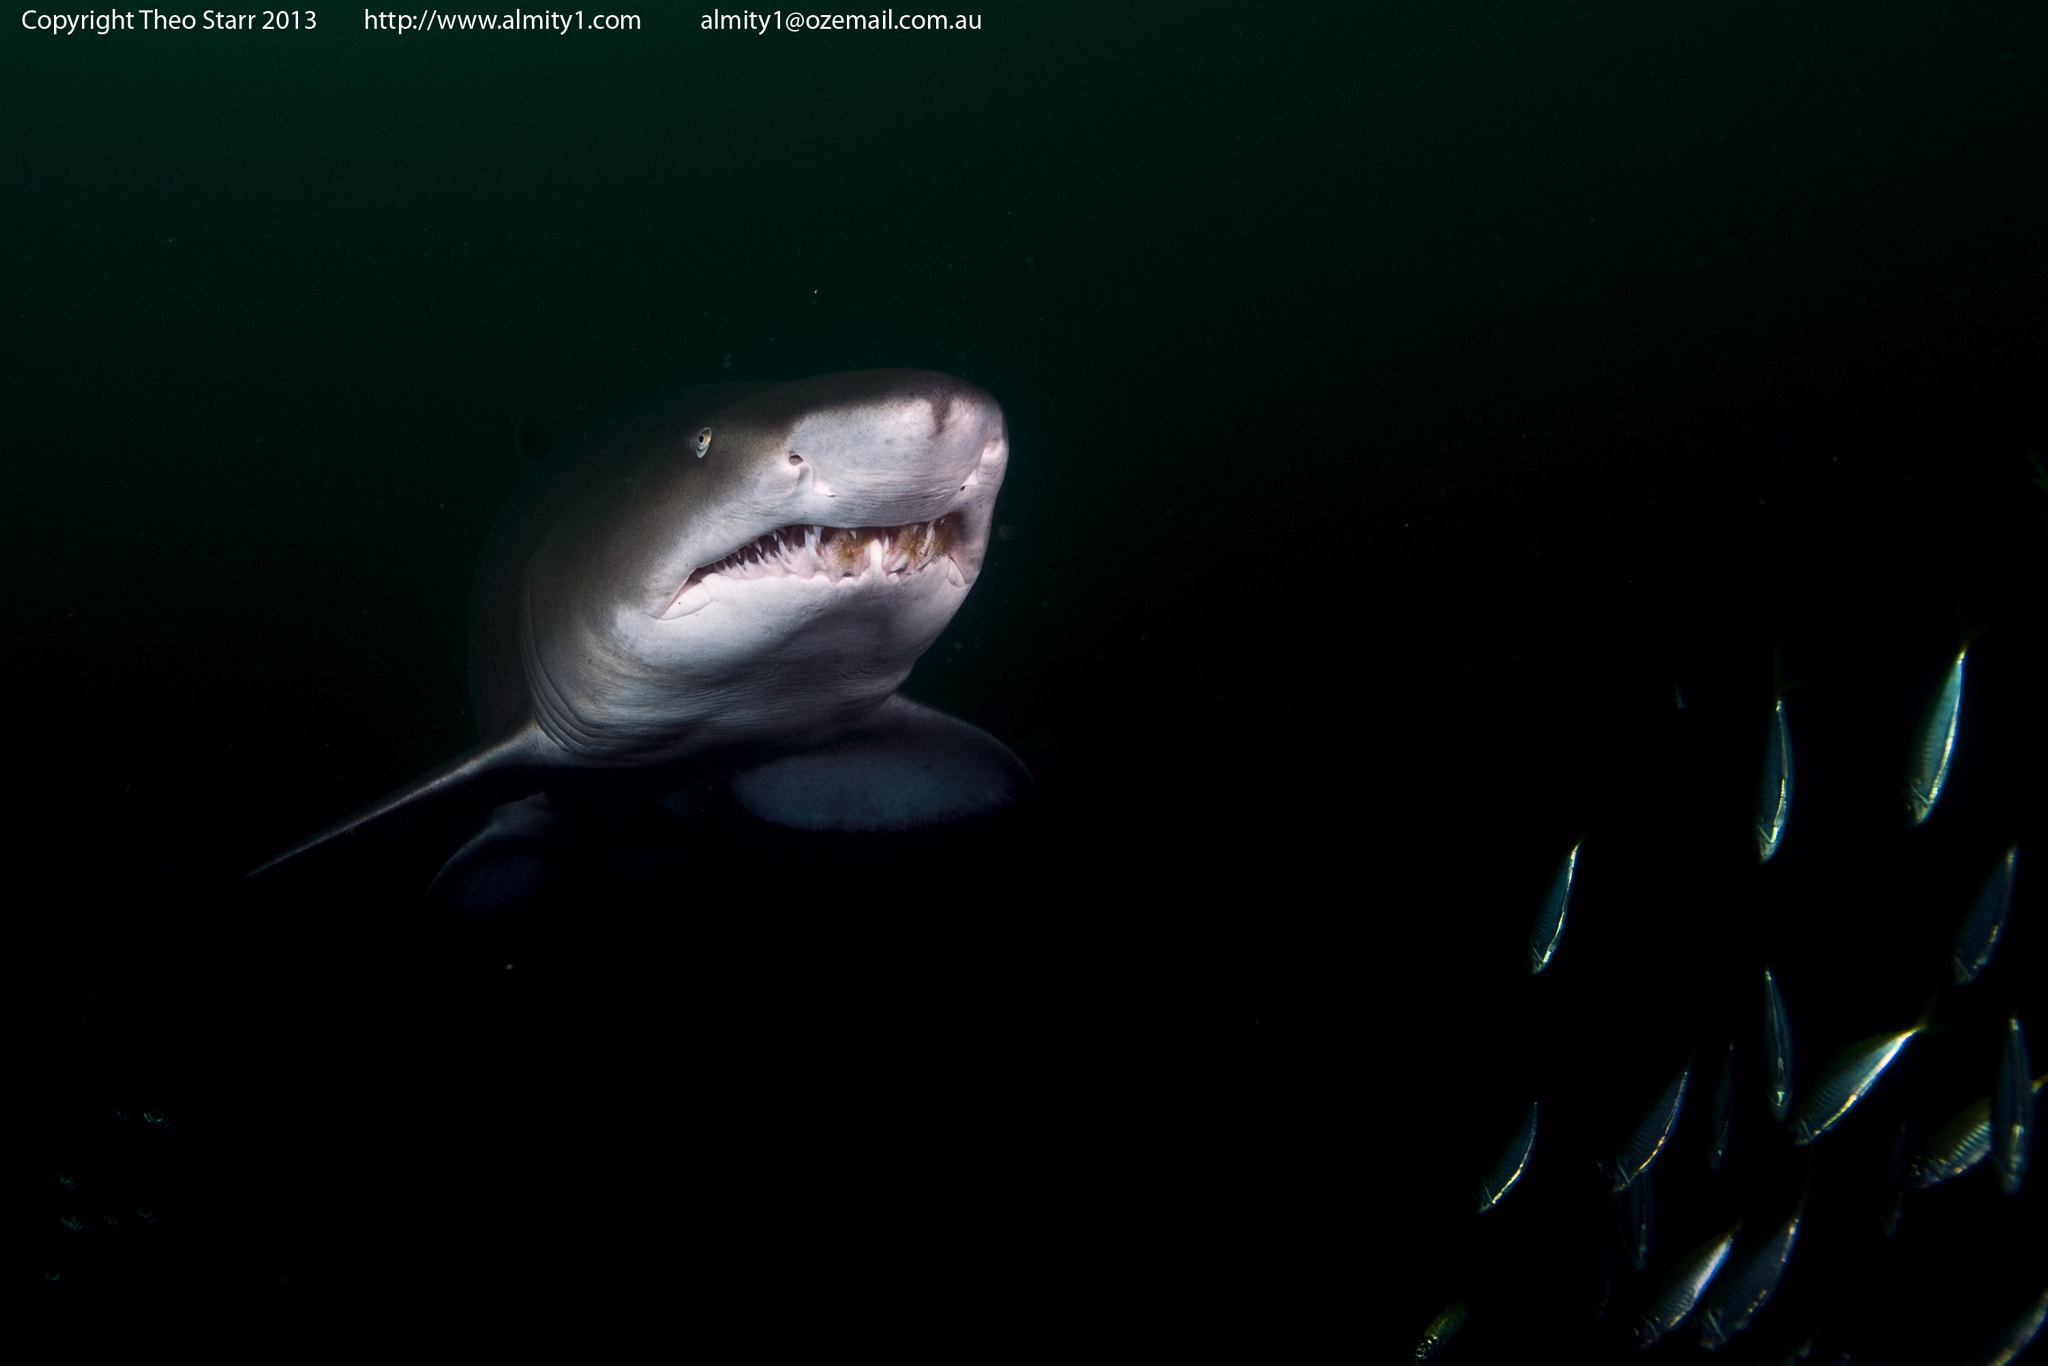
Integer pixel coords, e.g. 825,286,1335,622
663,518,961,618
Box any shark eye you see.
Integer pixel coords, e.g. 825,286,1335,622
694,427,713,459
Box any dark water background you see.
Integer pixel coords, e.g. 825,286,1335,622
4,2,2045,1356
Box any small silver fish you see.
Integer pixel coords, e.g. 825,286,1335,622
1763,967,1795,1125
1636,1223,1740,1348
1992,1014,2033,1196
1606,1064,1689,1191
1969,1285,2048,1366
1529,842,1578,975
1611,1166,1656,1273
1789,1017,1928,1147
1908,1073,2048,1189
1696,1201,1803,1350
1907,646,1966,826
1414,1299,1469,1361
1756,695,1794,862
1593,1244,1618,1323
1708,1041,1736,1173
1879,1119,1910,1235
1912,1094,1998,1189
1475,1099,1538,1214
1953,844,2018,986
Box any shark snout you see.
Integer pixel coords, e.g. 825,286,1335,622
648,370,1010,620
776,371,1005,522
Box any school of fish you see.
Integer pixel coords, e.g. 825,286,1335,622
1422,643,2041,1362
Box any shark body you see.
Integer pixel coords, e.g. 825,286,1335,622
254,369,1026,882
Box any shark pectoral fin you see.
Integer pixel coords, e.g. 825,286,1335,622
729,694,1032,832
246,722,557,879
428,793,568,910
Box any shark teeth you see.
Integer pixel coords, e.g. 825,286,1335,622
673,518,955,612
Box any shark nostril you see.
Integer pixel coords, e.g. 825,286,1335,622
787,451,803,465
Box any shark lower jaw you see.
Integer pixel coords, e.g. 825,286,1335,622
660,517,968,619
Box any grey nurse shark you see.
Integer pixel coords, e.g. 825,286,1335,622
253,369,1028,887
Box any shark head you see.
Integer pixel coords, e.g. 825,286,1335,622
252,368,1025,880
512,369,1011,764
